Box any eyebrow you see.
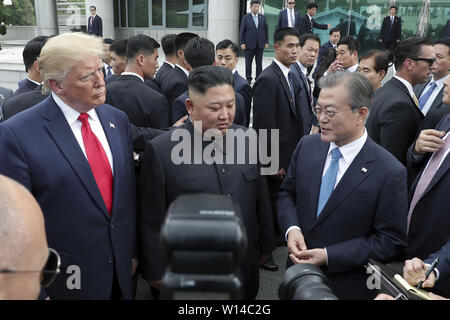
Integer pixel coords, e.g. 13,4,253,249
208,98,235,106
80,66,102,80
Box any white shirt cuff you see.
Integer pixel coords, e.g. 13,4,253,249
285,226,301,242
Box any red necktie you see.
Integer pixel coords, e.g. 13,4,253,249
78,113,113,215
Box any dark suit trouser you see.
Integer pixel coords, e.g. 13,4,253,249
244,47,264,82
267,177,282,244
381,40,396,51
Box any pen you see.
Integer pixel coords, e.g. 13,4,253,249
417,257,439,289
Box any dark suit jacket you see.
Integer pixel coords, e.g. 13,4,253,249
0,86,13,113
444,20,450,38
87,15,102,37
276,9,301,32
414,80,450,131
425,240,450,281
253,61,304,171
106,73,160,92
2,85,48,121
379,15,401,42
366,77,424,165
12,78,39,97
161,66,189,119
234,71,252,127
298,14,328,35
106,74,169,128
277,134,408,300
139,120,276,299
0,96,136,299
105,74,117,85
170,90,247,127
316,41,335,75
239,13,269,49
290,62,315,135
154,62,174,88
406,113,450,296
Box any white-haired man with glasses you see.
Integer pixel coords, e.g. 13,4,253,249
0,174,60,300
277,72,408,300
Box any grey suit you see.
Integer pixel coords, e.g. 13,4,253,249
138,120,276,299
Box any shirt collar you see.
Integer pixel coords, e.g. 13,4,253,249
176,64,190,77
164,61,175,68
431,74,450,87
328,129,368,165
232,68,237,75
52,92,99,126
120,72,144,82
394,75,416,99
297,61,308,76
307,13,313,20
274,58,290,78
346,64,359,73
27,77,41,86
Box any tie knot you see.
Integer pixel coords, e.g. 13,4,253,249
78,113,89,123
430,82,437,89
331,148,342,160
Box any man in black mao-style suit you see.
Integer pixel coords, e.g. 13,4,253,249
106,35,169,129
139,66,276,300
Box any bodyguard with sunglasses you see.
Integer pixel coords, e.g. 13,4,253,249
277,72,407,300
367,37,435,166
0,175,60,300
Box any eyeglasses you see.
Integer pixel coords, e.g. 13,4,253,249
313,107,354,118
0,248,61,288
411,57,436,66
288,2,295,4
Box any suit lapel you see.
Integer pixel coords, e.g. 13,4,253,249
273,62,297,119
429,87,444,113
297,64,312,103
420,155,450,200
312,138,375,229
391,78,424,117
43,97,110,220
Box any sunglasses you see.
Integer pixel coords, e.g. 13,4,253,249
411,57,436,66
288,2,295,4
0,248,61,288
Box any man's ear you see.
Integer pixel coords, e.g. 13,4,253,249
185,97,194,116
137,54,145,67
48,79,64,95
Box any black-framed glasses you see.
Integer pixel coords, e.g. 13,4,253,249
0,248,61,288
313,107,354,118
411,57,436,66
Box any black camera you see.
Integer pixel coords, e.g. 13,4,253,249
279,264,338,300
159,194,247,300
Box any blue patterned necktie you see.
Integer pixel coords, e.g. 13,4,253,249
317,148,342,217
288,71,296,106
253,15,258,28
418,82,437,111
106,66,112,77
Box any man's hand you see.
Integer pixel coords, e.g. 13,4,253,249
327,24,331,29
396,39,401,43
132,258,138,276
374,293,396,300
403,258,436,288
292,248,327,266
287,229,307,264
413,129,446,155
241,44,246,51
327,59,343,74
149,280,162,290
173,115,188,127
272,168,286,181
310,125,320,135
265,43,269,49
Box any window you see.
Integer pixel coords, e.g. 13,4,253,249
152,0,163,26
128,0,149,27
166,0,189,28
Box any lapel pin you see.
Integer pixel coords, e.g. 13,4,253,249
361,167,367,173
109,122,115,129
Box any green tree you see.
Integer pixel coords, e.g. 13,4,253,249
1,0,36,26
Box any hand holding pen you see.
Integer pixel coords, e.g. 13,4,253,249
403,257,438,289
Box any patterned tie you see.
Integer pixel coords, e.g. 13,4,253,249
253,15,258,28
390,16,394,27
288,71,296,107
317,148,342,217
310,18,313,31
418,82,437,111
78,113,113,215
289,10,295,28
107,66,112,77
407,136,450,234
412,94,420,108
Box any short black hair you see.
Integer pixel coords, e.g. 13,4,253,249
337,36,360,54
109,39,128,57
161,34,177,56
103,38,114,45
329,27,340,35
390,6,397,11
381,49,394,63
189,65,234,95
90,6,96,10
394,37,433,70
299,33,321,47
274,27,299,45
359,50,389,73
307,3,318,10
433,37,450,55
23,36,48,72
126,34,160,61
250,0,261,5
174,32,199,55
184,37,215,69
216,39,240,56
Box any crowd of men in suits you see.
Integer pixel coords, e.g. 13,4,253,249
0,0,449,301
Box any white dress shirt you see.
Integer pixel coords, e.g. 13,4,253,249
164,61,175,68
274,58,294,92
287,9,295,28
394,75,417,102
27,77,41,86
419,75,449,116
176,64,190,78
346,64,359,73
52,92,114,173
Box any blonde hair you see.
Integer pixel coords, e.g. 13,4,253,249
38,33,104,94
